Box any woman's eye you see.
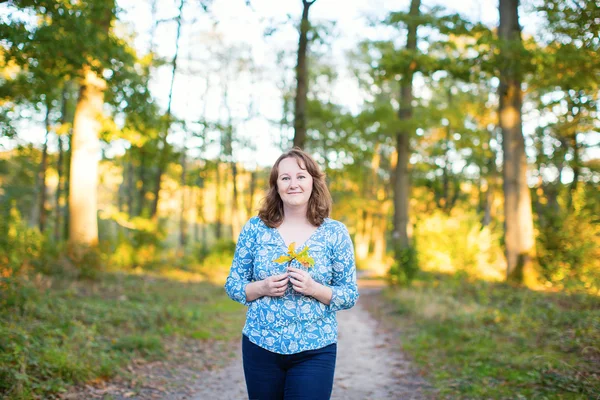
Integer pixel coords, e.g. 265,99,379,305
281,177,289,181
298,175,306,179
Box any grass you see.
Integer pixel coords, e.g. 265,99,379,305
0,271,246,399
374,272,600,399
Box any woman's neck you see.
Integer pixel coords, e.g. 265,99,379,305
282,205,310,225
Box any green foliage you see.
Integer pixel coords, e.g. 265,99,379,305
111,334,164,358
197,239,236,278
67,245,104,281
413,210,505,280
379,273,600,398
537,187,600,293
0,272,245,399
0,202,45,313
387,246,419,286
0,145,39,218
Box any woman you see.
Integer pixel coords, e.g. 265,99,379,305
224,148,359,400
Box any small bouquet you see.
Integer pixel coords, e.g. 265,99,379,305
273,242,315,268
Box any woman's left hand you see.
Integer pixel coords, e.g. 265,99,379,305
287,266,318,297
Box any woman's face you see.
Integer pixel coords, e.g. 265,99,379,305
276,157,314,209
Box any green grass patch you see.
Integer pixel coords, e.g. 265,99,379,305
380,273,600,399
0,271,246,399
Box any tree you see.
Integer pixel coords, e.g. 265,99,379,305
498,0,536,283
293,0,317,149
151,0,185,221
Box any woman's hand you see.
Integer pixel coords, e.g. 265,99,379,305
261,273,290,297
287,266,318,297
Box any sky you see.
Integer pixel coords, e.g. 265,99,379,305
110,0,505,168
4,0,586,176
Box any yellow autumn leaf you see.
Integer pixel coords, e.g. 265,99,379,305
273,255,292,263
287,242,297,257
296,254,315,268
296,246,309,258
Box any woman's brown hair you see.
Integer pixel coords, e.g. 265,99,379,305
258,148,332,228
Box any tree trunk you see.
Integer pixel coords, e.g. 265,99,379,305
63,130,72,242
392,0,420,254
55,132,64,242
137,147,147,216
37,102,51,232
231,161,240,239
179,140,188,252
135,0,158,218
215,162,223,240
246,169,257,217
69,67,106,247
55,83,73,242
293,0,316,149
567,134,580,209
196,183,207,251
393,131,411,250
499,0,536,284
126,152,134,215
442,124,451,212
151,0,184,221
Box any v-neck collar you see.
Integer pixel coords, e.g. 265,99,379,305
272,219,327,250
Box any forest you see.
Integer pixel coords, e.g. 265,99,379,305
1,0,599,398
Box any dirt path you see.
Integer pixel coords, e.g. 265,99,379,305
64,281,430,399
190,282,430,400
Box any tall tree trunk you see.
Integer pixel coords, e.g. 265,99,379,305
36,101,51,232
55,82,74,242
231,161,240,239
482,177,495,227
215,162,223,240
137,147,147,216
293,0,316,149
442,90,452,212
392,0,420,254
499,0,536,283
482,129,498,227
136,0,158,218
69,67,106,247
196,183,207,251
393,132,411,249
567,134,580,209
442,125,451,212
179,140,188,252
63,130,72,242
126,152,134,215
55,133,64,241
151,0,184,221
246,169,256,217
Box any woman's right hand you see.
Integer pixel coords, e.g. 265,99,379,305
261,273,289,297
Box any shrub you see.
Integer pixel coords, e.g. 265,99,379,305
413,210,505,281
537,188,600,293
387,245,419,286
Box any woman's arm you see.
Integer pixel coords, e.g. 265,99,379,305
224,221,256,306
309,282,333,305
245,273,290,302
225,219,290,303
324,223,359,312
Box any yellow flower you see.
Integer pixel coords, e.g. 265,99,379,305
273,242,315,268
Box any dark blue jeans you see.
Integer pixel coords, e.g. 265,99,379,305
242,335,337,400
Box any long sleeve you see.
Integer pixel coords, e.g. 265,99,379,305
224,219,256,306
325,223,359,312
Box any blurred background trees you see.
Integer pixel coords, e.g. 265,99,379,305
1,0,598,293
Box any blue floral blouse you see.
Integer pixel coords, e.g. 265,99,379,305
224,216,359,355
